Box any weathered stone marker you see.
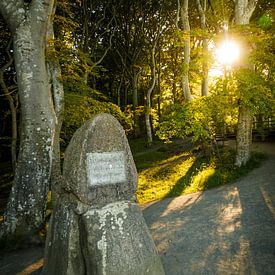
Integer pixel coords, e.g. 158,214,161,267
43,113,164,275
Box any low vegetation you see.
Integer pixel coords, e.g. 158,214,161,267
131,138,265,204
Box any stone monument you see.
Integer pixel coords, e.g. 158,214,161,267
43,113,164,275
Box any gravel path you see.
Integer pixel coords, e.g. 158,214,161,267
143,141,275,274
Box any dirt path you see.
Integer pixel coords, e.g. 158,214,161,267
0,141,274,274
143,141,275,274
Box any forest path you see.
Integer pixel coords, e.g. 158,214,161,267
0,140,274,274
143,140,275,274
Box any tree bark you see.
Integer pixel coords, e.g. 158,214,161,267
196,0,209,96
132,69,141,138
234,0,257,25
180,0,193,102
234,0,256,167
235,106,253,167
145,46,156,147
0,0,57,242
46,19,64,188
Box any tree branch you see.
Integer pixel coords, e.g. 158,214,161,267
91,26,116,70
176,0,180,29
196,0,203,15
246,0,257,15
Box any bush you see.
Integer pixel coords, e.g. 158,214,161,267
61,93,133,147
156,87,238,154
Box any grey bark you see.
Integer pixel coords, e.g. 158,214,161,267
157,48,161,119
145,45,156,147
196,0,209,96
0,0,57,241
180,0,193,102
132,69,142,138
47,20,64,188
235,107,253,167
234,0,257,167
234,0,257,25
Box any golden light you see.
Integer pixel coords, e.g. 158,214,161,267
216,40,240,66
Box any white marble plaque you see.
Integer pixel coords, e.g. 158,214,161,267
86,151,126,186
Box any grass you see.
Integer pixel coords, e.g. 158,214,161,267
130,138,265,204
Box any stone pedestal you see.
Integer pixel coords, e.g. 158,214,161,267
43,114,164,275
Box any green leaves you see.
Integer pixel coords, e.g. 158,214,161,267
61,93,132,146
234,69,274,115
258,13,273,29
157,94,235,148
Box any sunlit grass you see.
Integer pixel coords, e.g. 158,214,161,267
137,153,195,203
132,140,265,204
184,165,216,194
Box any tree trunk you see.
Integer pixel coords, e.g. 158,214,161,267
235,107,253,167
48,60,64,184
196,0,209,96
47,21,64,188
157,49,161,119
234,0,256,167
0,0,56,242
180,0,193,102
132,69,141,138
145,46,156,147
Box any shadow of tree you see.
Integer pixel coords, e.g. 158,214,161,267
150,153,191,179
164,154,214,198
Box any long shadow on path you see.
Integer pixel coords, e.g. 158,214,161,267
143,154,275,275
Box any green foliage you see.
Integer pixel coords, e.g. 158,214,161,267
231,24,274,83
157,85,238,151
234,69,274,115
46,38,94,96
258,13,273,29
61,93,133,146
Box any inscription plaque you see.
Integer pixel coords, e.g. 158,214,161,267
86,151,126,186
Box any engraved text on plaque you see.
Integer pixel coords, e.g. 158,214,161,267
86,151,126,186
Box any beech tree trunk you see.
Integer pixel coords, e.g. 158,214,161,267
47,21,64,187
132,70,141,138
234,0,256,167
180,0,193,102
196,0,209,96
0,0,57,242
145,46,156,147
235,107,253,167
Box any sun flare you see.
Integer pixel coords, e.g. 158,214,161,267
216,40,240,66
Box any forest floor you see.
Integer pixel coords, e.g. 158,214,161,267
0,139,274,274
